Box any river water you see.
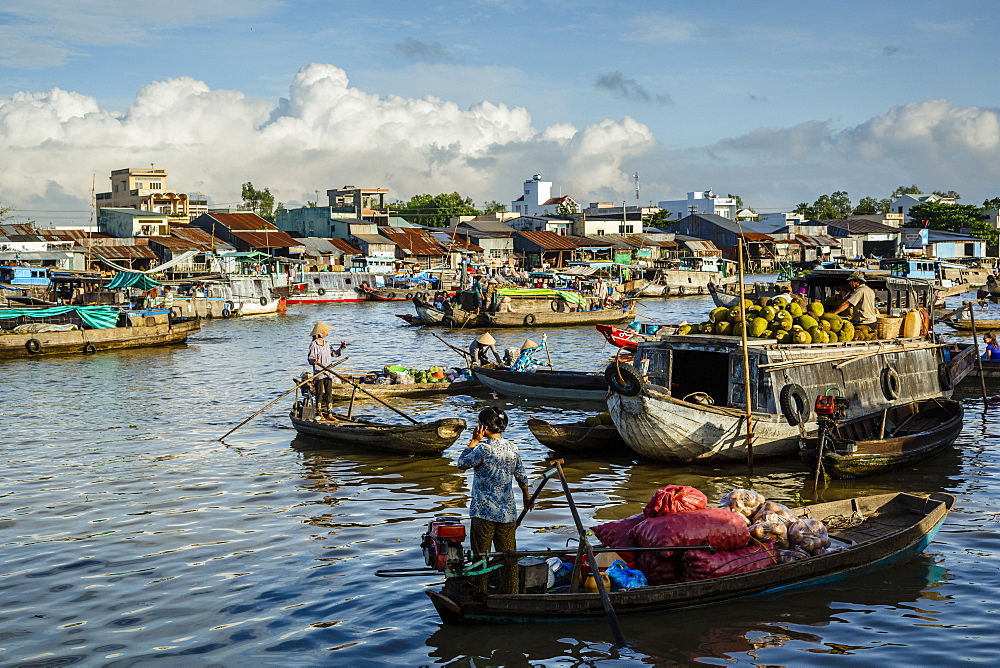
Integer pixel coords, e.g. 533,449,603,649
2,289,999,666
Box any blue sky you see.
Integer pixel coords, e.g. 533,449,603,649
1,0,999,226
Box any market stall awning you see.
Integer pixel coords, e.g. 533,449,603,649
106,272,162,291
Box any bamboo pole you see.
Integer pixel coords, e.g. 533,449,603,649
329,369,421,424
737,239,754,472
967,301,989,403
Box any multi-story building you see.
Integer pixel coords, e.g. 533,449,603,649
510,175,579,217
275,207,378,239
658,191,738,221
95,167,190,224
327,186,390,224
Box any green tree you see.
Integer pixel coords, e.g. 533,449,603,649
983,197,1000,210
0,201,13,222
241,182,282,224
893,184,922,197
810,191,852,219
793,202,813,218
395,192,481,227
555,199,579,217
907,200,997,245
853,196,892,215
647,209,675,228
727,193,744,209
932,190,961,200
482,200,507,214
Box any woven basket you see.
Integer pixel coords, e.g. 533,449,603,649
875,315,903,339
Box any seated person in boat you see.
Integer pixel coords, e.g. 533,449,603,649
983,332,1000,360
830,272,878,328
496,296,516,313
469,332,503,366
773,285,794,306
307,321,347,419
457,407,531,594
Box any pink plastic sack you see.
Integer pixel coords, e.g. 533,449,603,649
591,513,644,549
643,485,708,517
629,507,751,553
635,551,682,586
682,539,778,581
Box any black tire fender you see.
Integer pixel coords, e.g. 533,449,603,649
224,300,235,311
83,342,96,354
779,383,811,425
317,288,327,296
881,365,901,400
259,296,268,306
605,362,643,396
387,292,397,299
25,338,41,354
938,362,954,391
523,313,536,326
406,292,414,300
222,307,233,318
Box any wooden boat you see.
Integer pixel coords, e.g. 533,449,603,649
285,271,381,304
289,404,466,455
630,257,739,298
707,282,784,309
443,286,634,328
799,399,963,478
595,323,676,351
362,284,428,302
0,307,199,358
609,272,969,463
411,297,447,325
324,374,484,400
427,491,955,623
526,418,631,454
942,317,1000,332
473,366,608,402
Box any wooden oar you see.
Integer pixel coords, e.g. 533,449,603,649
552,459,627,648
218,356,349,441
329,369,420,425
433,332,472,366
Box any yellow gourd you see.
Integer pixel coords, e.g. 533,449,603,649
902,309,922,338
583,572,611,592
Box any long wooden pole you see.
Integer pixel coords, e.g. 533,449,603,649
433,332,472,366
966,301,989,403
737,240,754,472
553,460,627,648
515,465,558,527
330,370,421,424
218,356,349,441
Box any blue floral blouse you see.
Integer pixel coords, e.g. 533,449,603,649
457,436,528,524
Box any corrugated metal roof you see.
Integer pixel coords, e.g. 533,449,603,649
204,212,278,231
352,233,394,245
328,238,362,254
683,240,718,252
379,228,447,256
229,230,299,248
90,245,159,260
820,219,900,235
515,230,578,250
737,232,774,241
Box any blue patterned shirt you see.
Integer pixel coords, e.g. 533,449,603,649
457,436,528,524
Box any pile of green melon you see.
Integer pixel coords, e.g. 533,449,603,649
675,296,879,343
584,412,615,427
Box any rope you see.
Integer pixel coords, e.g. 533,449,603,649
449,556,504,577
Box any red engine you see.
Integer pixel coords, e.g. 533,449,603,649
421,517,466,570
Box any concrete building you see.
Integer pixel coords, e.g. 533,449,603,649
757,212,807,227
326,186,390,224
97,208,171,239
95,167,190,224
276,206,378,239
507,215,573,236
658,191,738,221
510,175,579,217
890,193,953,222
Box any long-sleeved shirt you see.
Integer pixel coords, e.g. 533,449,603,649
457,436,528,524
307,337,342,378
468,341,501,366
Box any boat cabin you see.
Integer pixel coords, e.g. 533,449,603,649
0,265,50,286
795,269,935,314
677,257,736,275
879,258,965,286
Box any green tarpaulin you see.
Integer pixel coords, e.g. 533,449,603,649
106,272,162,291
0,305,121,329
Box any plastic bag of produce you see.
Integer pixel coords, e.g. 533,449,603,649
719,489,765,519
629,507,751,553
787,518,830,554
751,501,798,525
643,485,708,517
749,521,789,549
635,551,682,585
591,513,645,549
606,560,648,590
681,539,779,581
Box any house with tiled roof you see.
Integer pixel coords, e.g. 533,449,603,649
378,227,450,268
806,219,902,258
510,175,579,218
513,230,578,269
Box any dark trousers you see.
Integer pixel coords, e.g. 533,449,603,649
313,377,333,411
470,517,518,594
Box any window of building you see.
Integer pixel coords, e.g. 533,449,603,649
489,248,503,258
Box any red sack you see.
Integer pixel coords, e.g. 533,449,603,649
629,507,751,553
681,539,779,581
591,513,644,549
635,551,682,586
643,485,708,517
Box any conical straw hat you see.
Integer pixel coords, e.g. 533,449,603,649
521,339,539,350
311,321,333,337
476,332,496,345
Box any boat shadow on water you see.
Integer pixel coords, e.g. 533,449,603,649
423,555,948,665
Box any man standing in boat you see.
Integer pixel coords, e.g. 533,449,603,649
830,271,878,328
457,407,531,594
307,321,347,420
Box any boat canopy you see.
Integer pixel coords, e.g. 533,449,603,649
106,272,162,291
496,287,588,307
0,305,121,329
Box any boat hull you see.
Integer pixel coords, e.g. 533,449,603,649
473,366,608,402
289,412,466,455
326,379,484,400
0,318,199,358
526,418,631,454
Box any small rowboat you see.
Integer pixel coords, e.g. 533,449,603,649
526,418,631,454
361,285,427,302
595,323,675,351
799,398,963,479
289,406,466,455
473,366,609,402
427,491,955,623
325,374,484,400
942,317,1000,332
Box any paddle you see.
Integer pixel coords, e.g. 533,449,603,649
552,459,627,648
218,356,349,441
328,369,421,425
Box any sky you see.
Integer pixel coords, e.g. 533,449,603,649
1,0,999,227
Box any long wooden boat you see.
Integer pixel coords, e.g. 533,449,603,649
942,317,1000,332
362,284,429,302
411,297,447,325
473,366,609,402
799,399,963,479
289,405,466,455
595,323,677,351
0,308,199,359
526,418,631,454
427,491,955,623
325,375,484,400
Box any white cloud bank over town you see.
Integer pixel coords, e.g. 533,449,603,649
1,63,999,225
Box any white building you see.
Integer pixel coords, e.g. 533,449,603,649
890,193,953,222
759,212,807,226
658,190,738,221
510,175,578,217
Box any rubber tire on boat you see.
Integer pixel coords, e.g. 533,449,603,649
388,292,397,299
317,288,326,296
222,307,233,318
938,362,954,391
779,383,811,425
361,282,369,289
83,342,96,354
605,362,643,396
677,286,685,295
881,365,901,400
550,299,565,312
259,296,268,306
224,300,235,311
25,338,41,354
406,292,414,300
523,313,536,326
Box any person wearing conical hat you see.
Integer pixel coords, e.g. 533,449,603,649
307,321,347,419
830,271,878,327
468,331,502,367
520,339,539,350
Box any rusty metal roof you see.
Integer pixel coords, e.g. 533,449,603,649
736,232,774,241
515,230,578,250
229,230,299,248
203,212,278,231
328,238,363,254
379,227,447,256
89,245,159,260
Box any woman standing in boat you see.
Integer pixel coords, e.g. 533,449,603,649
457,407,532,594
307,321,347,420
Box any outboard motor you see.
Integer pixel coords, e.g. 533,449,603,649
421,517,466,571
